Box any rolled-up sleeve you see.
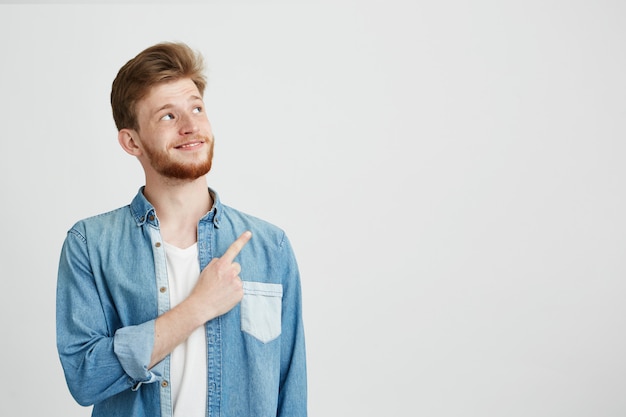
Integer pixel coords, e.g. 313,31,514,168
56,228,161,406
114,320,163,389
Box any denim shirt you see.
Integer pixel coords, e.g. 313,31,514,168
56,188,307,417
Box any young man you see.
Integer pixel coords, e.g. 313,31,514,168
56,42,307,417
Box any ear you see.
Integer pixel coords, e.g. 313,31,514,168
118,128,142,156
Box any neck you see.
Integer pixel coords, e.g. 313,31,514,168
143,175,213,248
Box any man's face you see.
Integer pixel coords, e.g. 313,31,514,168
133,78,214,180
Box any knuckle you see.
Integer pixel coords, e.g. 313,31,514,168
214,258,229,270
234,277,243,290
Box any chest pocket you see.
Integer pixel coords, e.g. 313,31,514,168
241,281,283,343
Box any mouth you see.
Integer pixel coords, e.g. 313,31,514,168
174,140,204,150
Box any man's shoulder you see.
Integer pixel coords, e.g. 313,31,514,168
220,204,283,231
67,205,132,234
219,204,288,244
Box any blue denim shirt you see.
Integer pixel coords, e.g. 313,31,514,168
56,187,307,417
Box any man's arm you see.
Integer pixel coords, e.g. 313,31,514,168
57,229,142,406
276,233,308,416
149,231,251,368
57,229,251,406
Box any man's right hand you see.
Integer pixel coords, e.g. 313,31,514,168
150,231,252,369
189,230,252,321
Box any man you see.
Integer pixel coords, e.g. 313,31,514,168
56,42,307,417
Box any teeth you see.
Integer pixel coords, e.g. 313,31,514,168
179,142,200,148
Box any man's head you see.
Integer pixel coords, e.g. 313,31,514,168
113,42,214,182
111,42,207,132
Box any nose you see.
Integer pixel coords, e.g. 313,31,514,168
179,112,199,135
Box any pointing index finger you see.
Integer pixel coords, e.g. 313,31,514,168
221,231,252,263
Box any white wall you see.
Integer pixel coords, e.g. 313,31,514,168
1,1,625,416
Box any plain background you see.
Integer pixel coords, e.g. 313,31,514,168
1,1,625,416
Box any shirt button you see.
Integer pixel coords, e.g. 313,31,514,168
161,380,169,388
155,242,162,248
149,215,155,221
160,287,167,293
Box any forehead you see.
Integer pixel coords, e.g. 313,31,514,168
139,78,202,110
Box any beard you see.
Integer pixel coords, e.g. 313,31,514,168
143,135,214,180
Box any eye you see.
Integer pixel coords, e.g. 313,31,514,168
192,106,203,114
160,113,174,121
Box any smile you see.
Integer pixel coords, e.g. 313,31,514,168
175,141,204,149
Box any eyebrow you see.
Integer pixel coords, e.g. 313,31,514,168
152,95,204,115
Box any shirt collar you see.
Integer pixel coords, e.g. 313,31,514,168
129,186,222,228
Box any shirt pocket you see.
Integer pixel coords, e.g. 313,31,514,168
241,281,283,343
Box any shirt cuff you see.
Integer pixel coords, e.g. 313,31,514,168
113,320,162,386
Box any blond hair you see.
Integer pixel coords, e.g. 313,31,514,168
111,42,207,131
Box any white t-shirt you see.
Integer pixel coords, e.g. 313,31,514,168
163,241,207,417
